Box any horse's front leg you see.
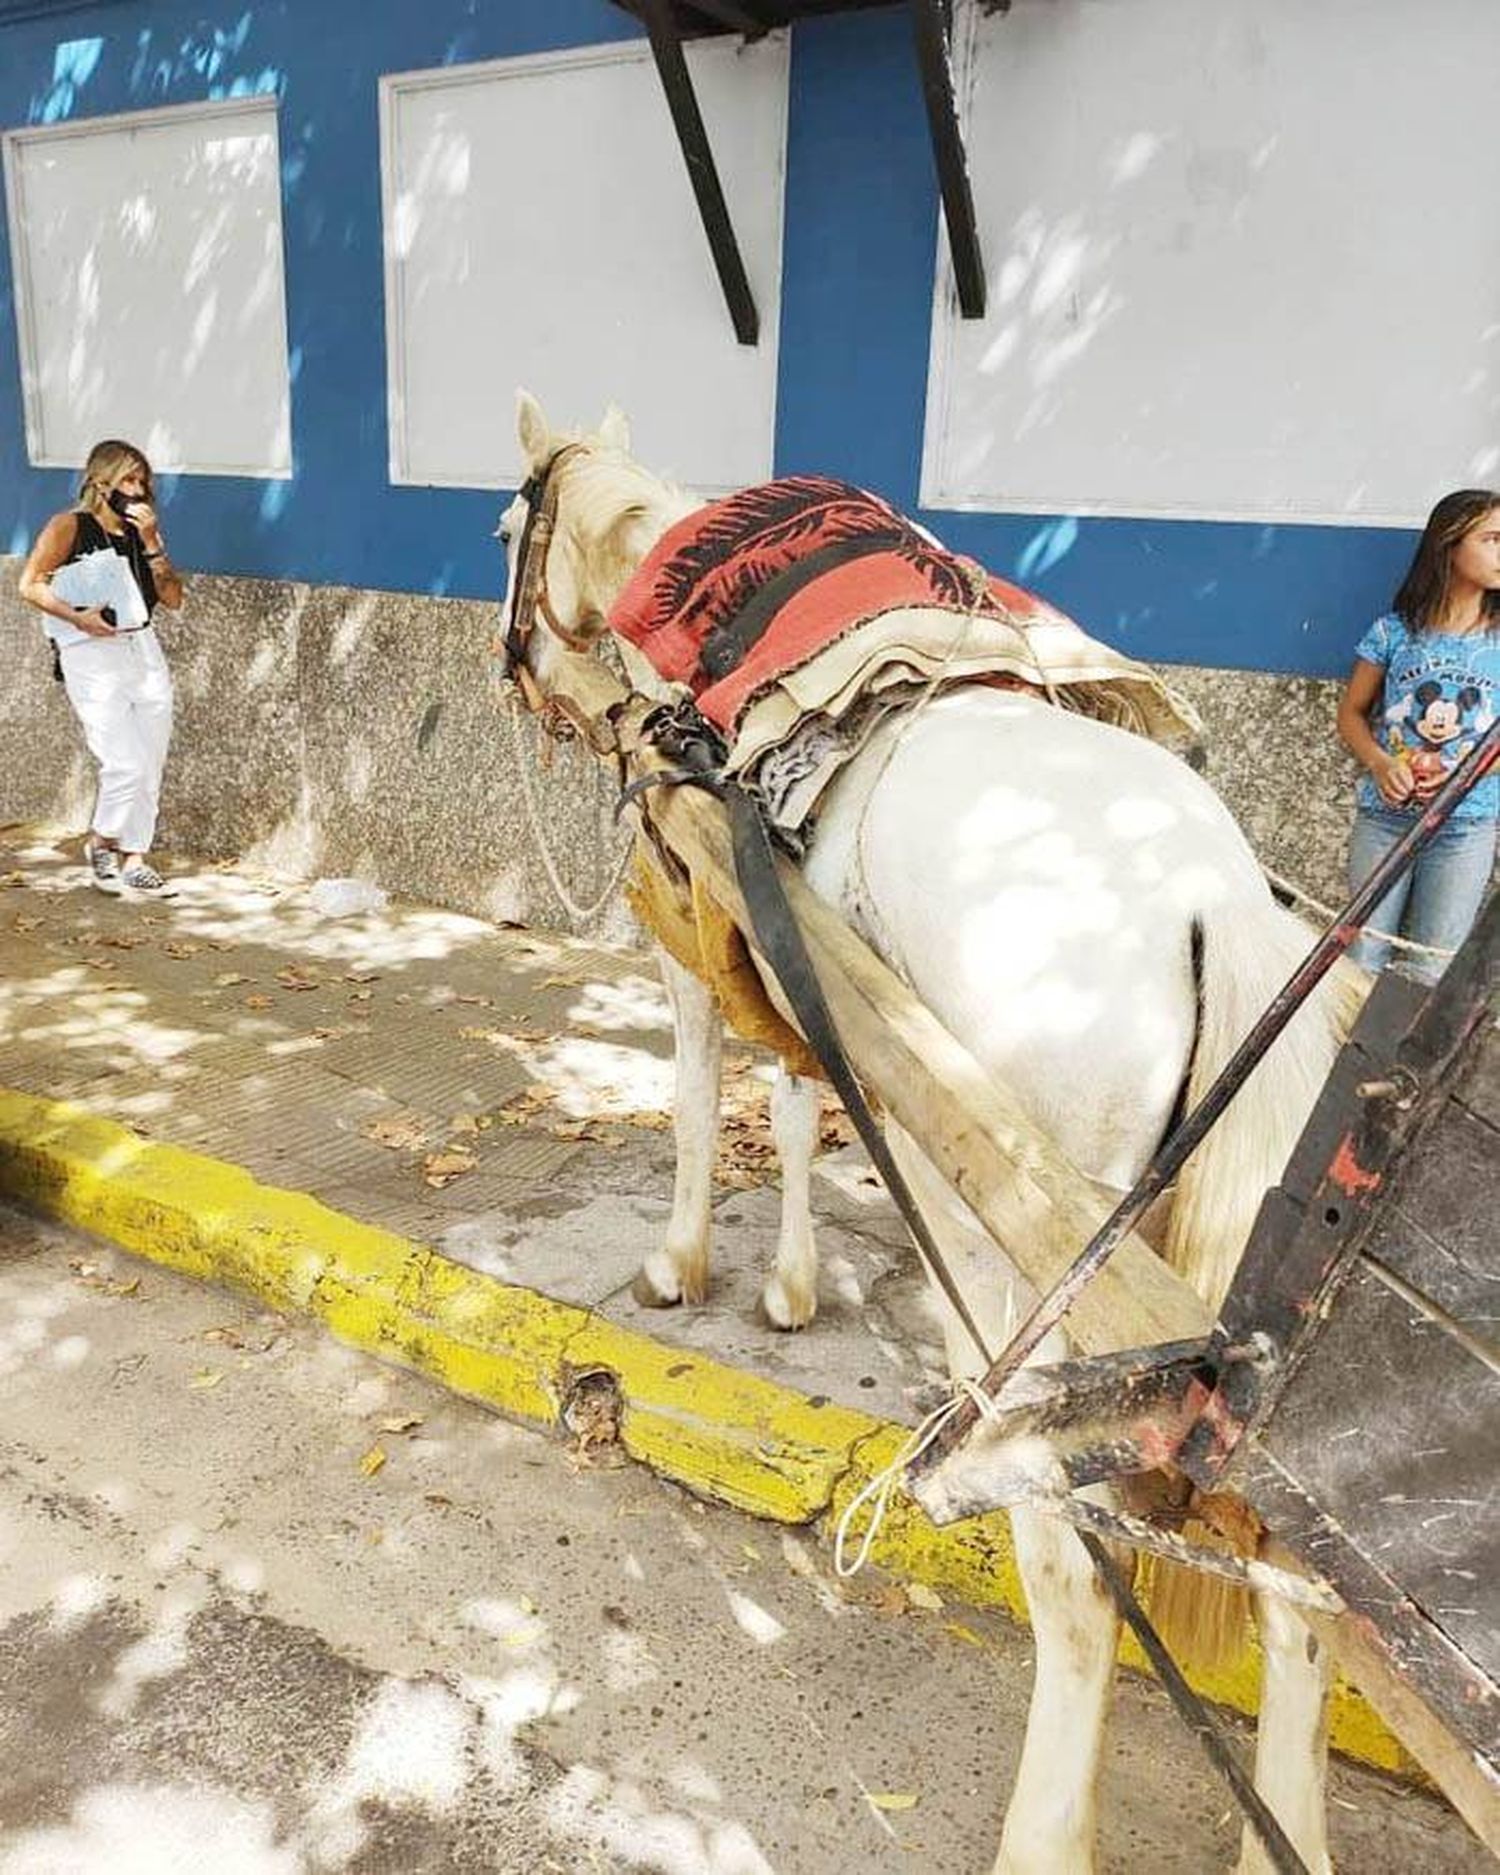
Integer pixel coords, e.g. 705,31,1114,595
634,949,721,1308
1235,1592,1332,1875
761,1069,820,1329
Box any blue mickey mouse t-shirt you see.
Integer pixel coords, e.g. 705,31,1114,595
1353,614,1498,821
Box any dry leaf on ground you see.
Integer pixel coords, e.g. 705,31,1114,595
0,871,27,888
189,1369,225,1390
67,1258,140,1299
163,940,201,959
866,1793,919,1814
243,994,273,1010
379,1414,424,1435
905,1582,944,1613
422,1148,477,1187
344,969,380,984
213,971,250,987
359,1445,387,1477
362,1113,429,1152
277,965,320,991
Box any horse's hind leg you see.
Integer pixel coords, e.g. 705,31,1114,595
880,1123,1119,1875
634,949,720,1308
761,1069,820,1329
998,1498,1121,1875
1236,1592,1332,1875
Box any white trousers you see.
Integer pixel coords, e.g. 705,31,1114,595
60,628,174,856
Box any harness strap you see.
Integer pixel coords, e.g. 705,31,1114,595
697,529,910,684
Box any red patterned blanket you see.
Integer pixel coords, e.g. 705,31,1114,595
606,476,1063,736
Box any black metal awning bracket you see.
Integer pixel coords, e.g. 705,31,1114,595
910,0,986,318
638,0,761,345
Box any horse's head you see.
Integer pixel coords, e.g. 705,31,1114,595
497,390,636,710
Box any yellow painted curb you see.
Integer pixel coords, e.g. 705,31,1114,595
0,1086,1409,1778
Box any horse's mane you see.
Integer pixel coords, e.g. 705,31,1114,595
560,445,694,542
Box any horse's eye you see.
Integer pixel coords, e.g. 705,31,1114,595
498,525,512,548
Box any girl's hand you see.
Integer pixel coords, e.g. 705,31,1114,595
1409,750,1447,802
73,607,118,639
1369,751,1415,807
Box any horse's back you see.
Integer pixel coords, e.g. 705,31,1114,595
803,688,1265,1185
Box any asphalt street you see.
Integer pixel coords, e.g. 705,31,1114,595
0,1203,1482,1874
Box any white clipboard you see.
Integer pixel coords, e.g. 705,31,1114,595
49,547,150,631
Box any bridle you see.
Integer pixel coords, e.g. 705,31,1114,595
499,443,597,720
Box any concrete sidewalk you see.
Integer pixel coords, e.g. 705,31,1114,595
0,823,1408,1781
0,824,946,1422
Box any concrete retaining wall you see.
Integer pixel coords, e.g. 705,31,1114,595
1,562,1360,932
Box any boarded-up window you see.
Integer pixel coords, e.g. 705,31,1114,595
381,36,787,493
3,96,293,477
922,0,1500,525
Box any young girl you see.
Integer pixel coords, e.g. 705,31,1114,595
18,439,185,897
1336,488,1499,983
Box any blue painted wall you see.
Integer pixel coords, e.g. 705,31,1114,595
0,0,1412,676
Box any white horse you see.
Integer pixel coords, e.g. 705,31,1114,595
500,394,1361,1875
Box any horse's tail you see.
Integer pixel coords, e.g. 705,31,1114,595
1144,890,1368,1673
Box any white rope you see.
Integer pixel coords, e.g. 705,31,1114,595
834,1378,1003,1578
1261,864,1456,963
502,689,637,928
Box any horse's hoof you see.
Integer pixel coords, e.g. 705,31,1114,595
761,1276,816,1332
631,1268,680,1309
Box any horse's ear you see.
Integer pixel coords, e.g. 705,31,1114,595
516,389,551,471
598,403,631,453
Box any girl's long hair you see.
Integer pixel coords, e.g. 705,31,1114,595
1393,489,1500,631
77,439,153,521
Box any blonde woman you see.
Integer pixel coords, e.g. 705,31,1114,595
18,439,185,896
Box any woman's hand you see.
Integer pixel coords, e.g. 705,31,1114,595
123,499,161,548
1368,750,1415,807
72,607,118,639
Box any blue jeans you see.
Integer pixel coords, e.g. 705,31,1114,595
1346,806,1496,985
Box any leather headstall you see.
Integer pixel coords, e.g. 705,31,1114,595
499,443,596,730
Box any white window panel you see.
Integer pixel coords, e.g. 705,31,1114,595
381,35,787,494
3,96,292,477
922,0,1500,526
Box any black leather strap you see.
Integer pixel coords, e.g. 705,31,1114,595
724,780,995,1366
697,530,909,685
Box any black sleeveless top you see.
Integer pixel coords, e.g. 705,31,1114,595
65,509,159,619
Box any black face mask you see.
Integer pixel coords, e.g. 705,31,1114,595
107,489,136,518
